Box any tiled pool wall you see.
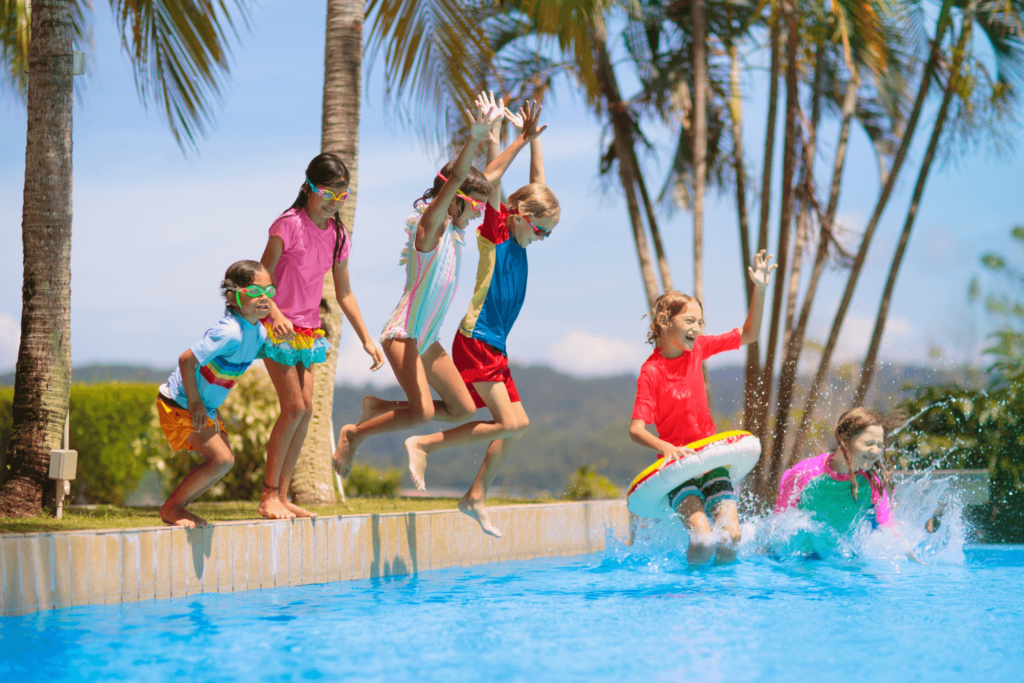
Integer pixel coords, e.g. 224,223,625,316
0,500,628,617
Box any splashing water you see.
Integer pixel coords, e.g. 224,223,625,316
606,472,972,570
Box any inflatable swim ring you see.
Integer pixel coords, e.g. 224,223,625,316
627,430,762,519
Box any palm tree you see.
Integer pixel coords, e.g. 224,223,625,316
855,0,1023,405
290,0,365,505
0,0,248,516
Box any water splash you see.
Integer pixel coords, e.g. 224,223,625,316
605,472,972,569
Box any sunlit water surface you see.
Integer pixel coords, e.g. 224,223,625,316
2,479,1022,682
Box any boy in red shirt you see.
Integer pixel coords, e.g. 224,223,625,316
628,251,775,564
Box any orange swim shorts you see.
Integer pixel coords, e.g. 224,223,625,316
156,394,226,451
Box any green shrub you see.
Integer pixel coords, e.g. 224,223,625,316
66,384,156,504
344,462,403,497
141,365,280,502
562,464,621,500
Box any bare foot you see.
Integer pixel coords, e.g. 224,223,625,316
282,499,317,518
358,396,387,425
160,502,207,528
258,490,295,520
332,424,358,478
405,436,428,491
459,495,502,537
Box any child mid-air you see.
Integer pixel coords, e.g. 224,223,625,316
402,99,557,537
331,96,507,479
628,251,776,565
775,407,896,535
157,260,274,528
258,153,384,520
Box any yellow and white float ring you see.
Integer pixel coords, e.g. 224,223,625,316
627,430,762,520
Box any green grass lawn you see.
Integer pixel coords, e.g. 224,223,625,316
0,497,543,535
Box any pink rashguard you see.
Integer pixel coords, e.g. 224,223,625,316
775,452,893,528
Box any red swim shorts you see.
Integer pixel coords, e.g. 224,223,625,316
451,332,521,409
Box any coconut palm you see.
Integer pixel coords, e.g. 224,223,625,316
854,0,1024,406
0,0,249,516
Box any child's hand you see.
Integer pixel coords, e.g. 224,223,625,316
663,447,696,463
518,100,548,141
364,341,385,371
476,91,505,137
467,100,503,141
271,311,296,343
747,249,777,289
188,400,208,433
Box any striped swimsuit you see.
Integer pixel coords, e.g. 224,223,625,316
380,203,465,350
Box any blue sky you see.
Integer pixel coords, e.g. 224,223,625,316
1,2,1021,387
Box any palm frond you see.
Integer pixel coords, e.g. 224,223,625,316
112,0,251,150
1,0,89,96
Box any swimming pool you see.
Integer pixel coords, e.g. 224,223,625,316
2,539,1021,682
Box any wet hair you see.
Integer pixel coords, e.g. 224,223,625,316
221,260,272,314
288,153,351,263
507,183,560,223
646,291,704,345
416,161,492,218
834,407,902,501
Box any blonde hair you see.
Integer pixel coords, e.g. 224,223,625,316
834,407,901,501
507,183,560,223
646,291,704,345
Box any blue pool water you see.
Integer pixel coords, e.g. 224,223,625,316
2,540,1023,682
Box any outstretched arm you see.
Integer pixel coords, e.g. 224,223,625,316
740,250,776,346
259,236,294,342
529,136,545,186
417,102,502,252
483,100,547,209
628,419,696,462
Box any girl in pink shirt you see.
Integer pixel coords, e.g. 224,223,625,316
257,153,384,520
776,407,895,533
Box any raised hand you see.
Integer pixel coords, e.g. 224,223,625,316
466,100,503,141
518,100,548,141
747,249,777,289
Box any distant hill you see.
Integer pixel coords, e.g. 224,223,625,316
2,360,979,494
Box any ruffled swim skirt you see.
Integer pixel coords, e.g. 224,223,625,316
257,320,330,367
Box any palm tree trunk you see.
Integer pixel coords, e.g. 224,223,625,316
855,3,975,406
291,0,364,505
691,0,707,303
728,40,761,431
0,0,74,517
593,21,659,307
636,170,673,292
754,5,800,481
768,72,858,484
746,16,781,436
788,0,956,463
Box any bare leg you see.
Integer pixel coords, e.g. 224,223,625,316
276,362,317,518
677,495,715,565
160,426,235,528
710,499,741,564
333,338,436,477
405,381,522,492
420,342,477,423
358,396,402,425
260,359,306,519
457,400,529,537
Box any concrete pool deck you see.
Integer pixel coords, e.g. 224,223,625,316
1,500,628,617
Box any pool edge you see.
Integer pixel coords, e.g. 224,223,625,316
0,500,629,616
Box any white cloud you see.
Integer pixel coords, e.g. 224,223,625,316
0,312,19,372
824,314,915,362
547,331,648,377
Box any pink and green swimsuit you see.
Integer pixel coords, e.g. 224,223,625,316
776,452,893,531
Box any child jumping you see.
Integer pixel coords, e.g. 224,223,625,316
401,99,557,537
776,407,896,534
331,97,506,480
258,153,384,520
157,260,274,528
628,251,776,564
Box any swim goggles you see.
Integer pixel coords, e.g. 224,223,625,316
234,284,276,309
512,209,552,237
305,178,350,202
436,172,486,212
